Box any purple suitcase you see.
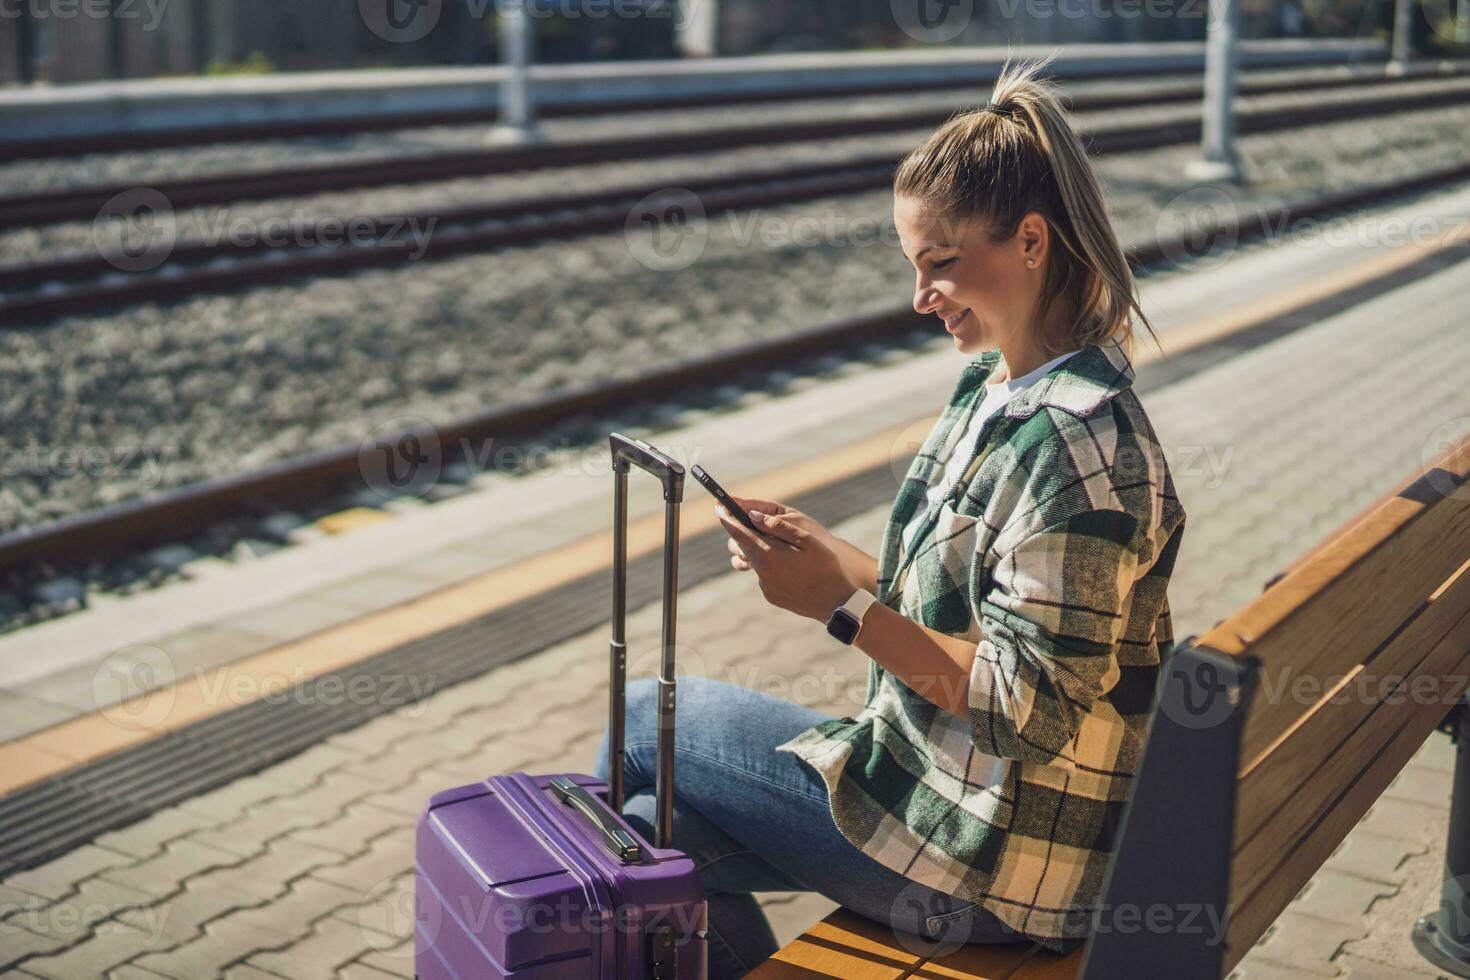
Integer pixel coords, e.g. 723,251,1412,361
415,433,709,979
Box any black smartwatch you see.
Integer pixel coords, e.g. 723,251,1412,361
825,588,879,645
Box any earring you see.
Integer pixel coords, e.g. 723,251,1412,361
1026,259,1036,267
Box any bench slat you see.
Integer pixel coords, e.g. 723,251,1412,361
911,942,1083,978
1223,628,1470,969
1232,551,1470,859
749,908,925,978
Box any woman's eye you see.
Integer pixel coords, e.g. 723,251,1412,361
931,257,956,271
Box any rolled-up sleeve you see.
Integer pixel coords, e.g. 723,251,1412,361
967,505,1142,767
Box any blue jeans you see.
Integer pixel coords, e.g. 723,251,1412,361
592,676,1032,979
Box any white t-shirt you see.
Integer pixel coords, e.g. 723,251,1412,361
900,348,1081,563
894,347,1080,791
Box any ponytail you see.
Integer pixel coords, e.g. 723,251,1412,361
893,52,1160,361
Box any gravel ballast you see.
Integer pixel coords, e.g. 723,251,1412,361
2,97,1468,535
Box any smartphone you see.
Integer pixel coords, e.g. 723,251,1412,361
691,464,769,536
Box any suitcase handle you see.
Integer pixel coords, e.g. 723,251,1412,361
607,432,684,850
550,776,644,863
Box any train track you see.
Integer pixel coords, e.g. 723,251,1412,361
4,158,1470,604
2,62,1467,232
5,74,1470,326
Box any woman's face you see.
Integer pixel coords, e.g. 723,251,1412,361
893,194,1043,356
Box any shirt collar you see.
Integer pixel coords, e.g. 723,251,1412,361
965,336,1136,421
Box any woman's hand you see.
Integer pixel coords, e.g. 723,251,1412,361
715,496,856,623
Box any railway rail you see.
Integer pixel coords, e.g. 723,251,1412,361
3,161,1469,616
2,63,1467,232
5,74,1470,325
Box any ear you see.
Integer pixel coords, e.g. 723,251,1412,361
1018,211,1048,267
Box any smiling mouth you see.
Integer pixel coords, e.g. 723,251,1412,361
941,309,971,331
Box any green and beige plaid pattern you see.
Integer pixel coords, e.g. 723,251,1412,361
776,336,1187,950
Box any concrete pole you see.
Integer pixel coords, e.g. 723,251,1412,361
1388,0,1413,73
676,0,718,57
1185,0,1241,183
1458,0,1470,44
488,0,543,145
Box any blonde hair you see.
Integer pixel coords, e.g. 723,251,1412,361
893,52,1159,361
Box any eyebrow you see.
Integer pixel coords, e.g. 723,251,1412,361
905,243,954,263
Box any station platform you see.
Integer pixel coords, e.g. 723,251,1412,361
1,178,1468,976
0,39,1386,150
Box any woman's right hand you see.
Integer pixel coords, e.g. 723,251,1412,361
722,496,833,572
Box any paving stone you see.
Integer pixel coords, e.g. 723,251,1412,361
327,873,413,950
247,743,363,791
216,596,365,644
1324,832,1431,887
1382,764,1455,811
304,570,442,615
286,804,412,859
307,828,413,895
108,966,175,980
94,807,222,860
247,914,394,980
1290,869,1399,926
179,774,294,823
356,942,415,978
335,962,406,980
356,771,457,820
0,925,68,972
2,846,132,901
101,839,243,900
0,691,78,742
134,879,360,978
1247,911,1365,977
185,839,345,905
1336,952,1447,979
1360,797,1458,845
1227,950,1333,980
149,623,279,676
221,965,290,980
17,918,161,980
6,877,153,943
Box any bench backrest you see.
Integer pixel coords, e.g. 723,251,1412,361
1083,431,1470,978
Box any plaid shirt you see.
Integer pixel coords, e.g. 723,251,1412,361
776,337,1186,951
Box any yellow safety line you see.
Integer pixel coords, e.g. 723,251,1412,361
1,221,1465,797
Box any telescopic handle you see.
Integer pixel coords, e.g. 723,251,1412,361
607,433,683,850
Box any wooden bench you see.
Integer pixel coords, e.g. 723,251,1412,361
751,431,1470,979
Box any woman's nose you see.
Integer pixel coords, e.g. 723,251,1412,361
913,284,941,315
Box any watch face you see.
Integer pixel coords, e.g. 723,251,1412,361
826,609,860,644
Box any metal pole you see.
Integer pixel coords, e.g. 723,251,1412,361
654,497,680,850
1413,700,1470,977
1389,0,1414,73
608,466,628,815
675,0,718,57
1185,0,1241,184
488,0,543,145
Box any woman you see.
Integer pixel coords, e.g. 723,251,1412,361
593,55,1186,977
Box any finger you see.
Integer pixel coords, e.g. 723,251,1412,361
731,495,784,516
717,507,774,556
726,537,746,560
754,511,807,548
730,555,750,572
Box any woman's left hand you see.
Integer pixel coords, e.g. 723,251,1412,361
714,504,856,622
